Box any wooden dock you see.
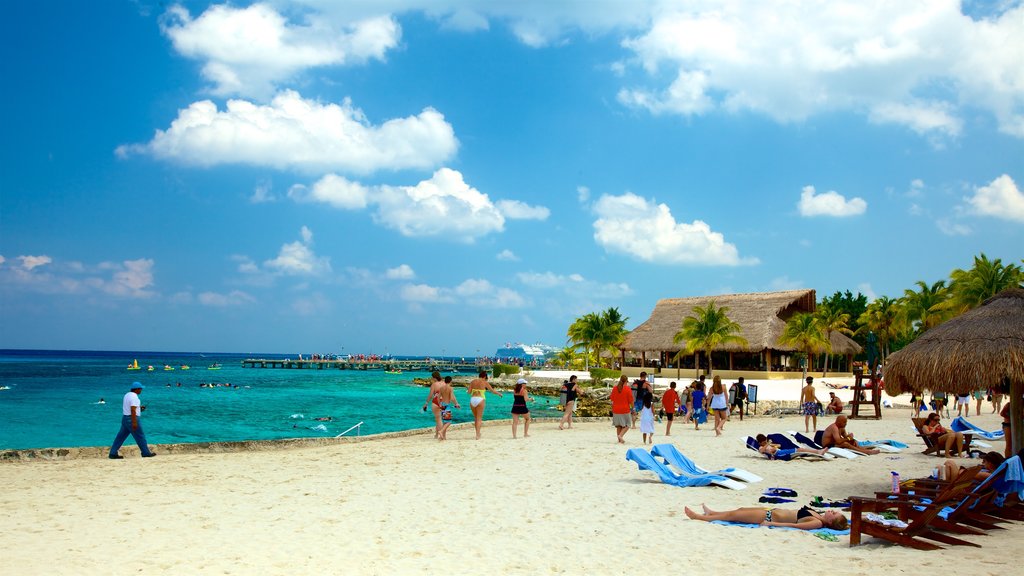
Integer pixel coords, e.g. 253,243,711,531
241,359,488,373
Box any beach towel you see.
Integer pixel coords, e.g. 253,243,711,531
950,417,1005,440
991,455,1024,501
651,443,762,484
707,520,849,538
856,439,907,452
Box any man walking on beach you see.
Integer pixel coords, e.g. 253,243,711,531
109,383,157,459
801,377,820,433
729,377,747,421
661,382,679,436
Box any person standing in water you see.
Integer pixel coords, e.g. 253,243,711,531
466,370,503,440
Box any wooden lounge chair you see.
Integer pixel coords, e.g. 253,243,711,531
849,468,984,549
912,417,973,457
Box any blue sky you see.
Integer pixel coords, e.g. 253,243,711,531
2,1,1022,356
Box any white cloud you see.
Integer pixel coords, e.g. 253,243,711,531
250,181,275,203
386,264,415,279
767,276,804,291
400,283,452,303
117,90,458,175
858,283,878,301
296,168,506,242
18,255,52,271
0,255,6,266
591,192,756,266
517,270,630,299
398,278,526,308
496,199,550,220
965,174,1024,222
263,227,331,275
496,249,519,262
798,185,867,217
291,292,332,316
618,2,1024,139
937,218,972,236
161,4,400,98
198,290,256,307
102,259,157,298
577,185,590,203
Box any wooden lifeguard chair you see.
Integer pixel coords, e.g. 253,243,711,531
849,366,882,419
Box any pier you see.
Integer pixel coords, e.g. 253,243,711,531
241,358,489,373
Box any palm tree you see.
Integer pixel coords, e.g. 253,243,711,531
948,253,1024,314
902,279,949,333
672,301,747,378
779,312,830,377
566,308,629,370
815,303,853,376
857,296,904,362
555,347,577,370
567,313,600,371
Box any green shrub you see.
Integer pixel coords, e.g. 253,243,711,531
588,367,620,385
492,363,520,378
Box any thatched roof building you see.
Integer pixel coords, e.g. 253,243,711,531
621,289,861,372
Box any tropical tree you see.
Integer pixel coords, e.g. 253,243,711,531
948,253,1024,314
672,301,748,377
555,347,578,370
902,279,949,333
566,307,629,370
819,290,869,348
857,296,904,362
779,312,830,377
814,303,854,376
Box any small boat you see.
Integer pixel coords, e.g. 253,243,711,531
127,359,141,371
163,365,175,371
385,369,402,374
207,363,222,370
180,365,190,370
147,365,155,372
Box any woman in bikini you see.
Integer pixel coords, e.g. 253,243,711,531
466,370,503,440
422,371,445,438
437,376,460,441
684,504,847,530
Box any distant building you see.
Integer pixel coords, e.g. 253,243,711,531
620,289,862,374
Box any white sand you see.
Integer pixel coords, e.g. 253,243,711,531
0,404,1017,575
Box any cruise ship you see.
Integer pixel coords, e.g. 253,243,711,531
493,342,559,362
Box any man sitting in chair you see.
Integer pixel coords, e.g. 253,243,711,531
825,392,844,414
821,415,879,455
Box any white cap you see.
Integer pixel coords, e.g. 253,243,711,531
516,378,528,384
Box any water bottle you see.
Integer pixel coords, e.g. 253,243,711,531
891,471,901,494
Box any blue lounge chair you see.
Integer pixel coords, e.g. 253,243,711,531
745,435,832,461
625,448,742,489
792,432,860,459
651,443,761,484
951,417,1004,440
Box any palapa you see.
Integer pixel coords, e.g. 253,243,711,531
622,289,861,355
884,288,1024,453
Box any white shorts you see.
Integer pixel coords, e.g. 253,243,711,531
956,396,969,406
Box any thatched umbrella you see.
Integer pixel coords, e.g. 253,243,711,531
884,288,1024,453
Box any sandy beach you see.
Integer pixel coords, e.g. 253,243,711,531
1,379,1018,576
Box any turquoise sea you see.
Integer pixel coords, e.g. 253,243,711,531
0,350,561,450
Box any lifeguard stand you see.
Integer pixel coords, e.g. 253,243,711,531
849,366,882,419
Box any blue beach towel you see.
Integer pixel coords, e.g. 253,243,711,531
857,439,909,449
625,448,725,488
950,417,1004,440
707,520,849,538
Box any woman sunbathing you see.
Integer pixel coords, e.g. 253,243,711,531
755,434,828,459
685,504,847,530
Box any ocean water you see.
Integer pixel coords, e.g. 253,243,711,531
0,350,562,450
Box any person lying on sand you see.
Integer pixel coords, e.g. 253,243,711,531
684,504,847,530
820,415,880,455
755,434,828,458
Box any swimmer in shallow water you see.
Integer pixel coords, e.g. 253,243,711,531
97,398,106,404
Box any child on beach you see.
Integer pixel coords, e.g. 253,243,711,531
639,397,655,444
438,376,460,441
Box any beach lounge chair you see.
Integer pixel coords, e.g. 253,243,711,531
911,417,973,457
626,448,744,490
745,435,833,461
950,417,1005,440
650,443,762,484
793,432,860,459
849,468,985,550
